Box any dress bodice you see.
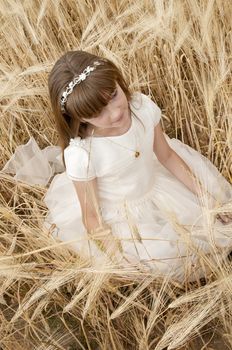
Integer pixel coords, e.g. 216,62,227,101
64,92,162,204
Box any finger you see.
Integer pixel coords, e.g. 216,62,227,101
223,216,230,223
221,211,232,217
217,214,227,224
220,215,232,225
223,214,232,221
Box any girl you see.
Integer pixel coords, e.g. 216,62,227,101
44,50,232,282
4,50,232,282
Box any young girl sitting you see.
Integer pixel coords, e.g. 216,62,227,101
7,49,231,282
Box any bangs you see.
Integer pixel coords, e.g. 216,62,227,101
66,73,117,120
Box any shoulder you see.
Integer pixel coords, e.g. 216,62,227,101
130,91,161,113
64,137,96,181
130,92,162,126
64,137,89,163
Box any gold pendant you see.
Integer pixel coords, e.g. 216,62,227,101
135,151,140,158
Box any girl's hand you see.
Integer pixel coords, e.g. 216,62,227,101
88,224,123,261
198,193,232,225
216,212,232,225
99,233,123,256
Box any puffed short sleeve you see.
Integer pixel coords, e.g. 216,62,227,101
64,138,96,181
141,93,162,127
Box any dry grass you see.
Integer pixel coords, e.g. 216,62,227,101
0,0,232,349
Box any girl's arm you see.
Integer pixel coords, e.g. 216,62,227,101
72,177,103,232
153,122,214,200
153,122,232,224
72,178,123,255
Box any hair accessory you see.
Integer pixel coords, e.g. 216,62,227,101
60,60,101,113
69,136,86,148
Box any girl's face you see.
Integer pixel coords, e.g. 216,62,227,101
82,82,130,132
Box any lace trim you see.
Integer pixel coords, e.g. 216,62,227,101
69,137,86,147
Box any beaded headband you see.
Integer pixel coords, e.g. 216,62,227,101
60,60,101,113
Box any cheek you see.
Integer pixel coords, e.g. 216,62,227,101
95,114,109,124
88,117,105,127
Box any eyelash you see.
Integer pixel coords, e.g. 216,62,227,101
111,89,117,99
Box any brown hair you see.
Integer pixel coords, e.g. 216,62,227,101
48,50,133,166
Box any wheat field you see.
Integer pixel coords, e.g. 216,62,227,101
1,0,232,349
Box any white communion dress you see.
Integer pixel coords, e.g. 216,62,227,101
2,92,232,282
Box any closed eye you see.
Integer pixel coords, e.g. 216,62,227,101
111,88,117,99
